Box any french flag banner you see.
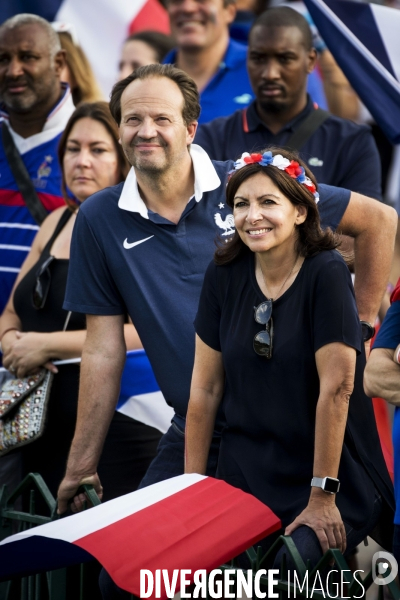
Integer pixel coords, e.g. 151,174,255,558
0,475,281,597
117,350,174,434
303,0,400,144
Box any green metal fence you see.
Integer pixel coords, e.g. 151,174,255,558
0,474,399,600
0,473,102,600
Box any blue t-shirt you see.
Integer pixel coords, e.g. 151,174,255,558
164,41,327,124
64,157,350,418
373,301,400,524
195,97,382,200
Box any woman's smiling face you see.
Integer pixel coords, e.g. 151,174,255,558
233,171,307,254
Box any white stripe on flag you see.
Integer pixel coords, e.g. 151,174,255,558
56,0,147,97
0,223,39,230
308,0,400,91
370,4,400,82
0,267,20,273
117,391,173,433
0,474,206,546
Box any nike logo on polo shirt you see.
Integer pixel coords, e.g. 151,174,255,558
123,235,154,249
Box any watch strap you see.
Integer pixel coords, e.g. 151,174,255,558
311,476,340,494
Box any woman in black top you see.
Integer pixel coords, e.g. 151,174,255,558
0,103,162,503
185,148,394,563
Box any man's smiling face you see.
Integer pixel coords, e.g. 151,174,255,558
119,76,197,175
166,0,236,51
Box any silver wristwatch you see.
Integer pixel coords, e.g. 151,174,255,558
311,476,340,494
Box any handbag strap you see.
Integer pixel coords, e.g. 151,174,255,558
285,108,330,151
1,123,48,225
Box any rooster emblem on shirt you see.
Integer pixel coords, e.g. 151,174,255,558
214,213,235,236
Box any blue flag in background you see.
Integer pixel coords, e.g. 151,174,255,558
304,0,400,144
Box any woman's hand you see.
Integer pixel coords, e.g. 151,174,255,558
0,329,19,358
285,492,346,555
2,331,58,377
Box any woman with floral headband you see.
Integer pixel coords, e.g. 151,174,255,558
185,147,394,566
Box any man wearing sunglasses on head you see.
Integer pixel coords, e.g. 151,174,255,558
57,64,396,528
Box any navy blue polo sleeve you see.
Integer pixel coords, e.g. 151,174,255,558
312,253,362,354
317,184,351,231
373,302,400,350
194,260,222,352
63,210,125,315
336,129,382,201
194,124,218,159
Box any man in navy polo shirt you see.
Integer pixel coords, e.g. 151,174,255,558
162,0,326,123
365,282,400,563
194,7,382,200
57,64,396,516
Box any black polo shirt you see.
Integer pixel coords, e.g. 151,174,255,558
195,97,382,200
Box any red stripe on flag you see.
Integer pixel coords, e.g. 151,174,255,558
75,477,281,597
129,0,171,35
0,189,65,212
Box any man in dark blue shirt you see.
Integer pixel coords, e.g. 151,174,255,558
57,64,396,517
195,7,382,199
365,284,400,563
162,0,326,123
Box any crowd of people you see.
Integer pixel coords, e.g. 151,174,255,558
0,3,399,599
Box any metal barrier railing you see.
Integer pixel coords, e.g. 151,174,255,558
221,536,400,600
0,473,103,600
0,474,399,600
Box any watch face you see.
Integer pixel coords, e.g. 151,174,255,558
361,322,375,342
324,478,340,493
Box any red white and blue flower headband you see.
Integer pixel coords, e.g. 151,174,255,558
232,151,319,203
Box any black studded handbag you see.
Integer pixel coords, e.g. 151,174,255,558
0,312,72,456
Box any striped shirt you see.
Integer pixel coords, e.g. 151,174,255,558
0,85,75,313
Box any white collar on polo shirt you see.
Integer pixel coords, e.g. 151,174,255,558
118,144,221,219
0,83,75,155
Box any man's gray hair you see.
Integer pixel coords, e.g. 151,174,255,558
0,14,61,59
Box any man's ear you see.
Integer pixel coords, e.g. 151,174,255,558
224,2,237,26
307,47,317,73
54,49,67,77
186,121,198,145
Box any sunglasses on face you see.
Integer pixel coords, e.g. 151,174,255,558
32,255,55,310
253,300,273,359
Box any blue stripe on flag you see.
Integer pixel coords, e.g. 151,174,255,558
0,0,64,22
323,0,396,78
0,536,92,581
117,350,161,409
304,0,400,144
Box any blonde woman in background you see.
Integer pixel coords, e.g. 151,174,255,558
54,25,104,105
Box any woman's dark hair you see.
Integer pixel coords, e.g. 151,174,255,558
215,147,339,265
124,31,175,63
58,101,130,209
